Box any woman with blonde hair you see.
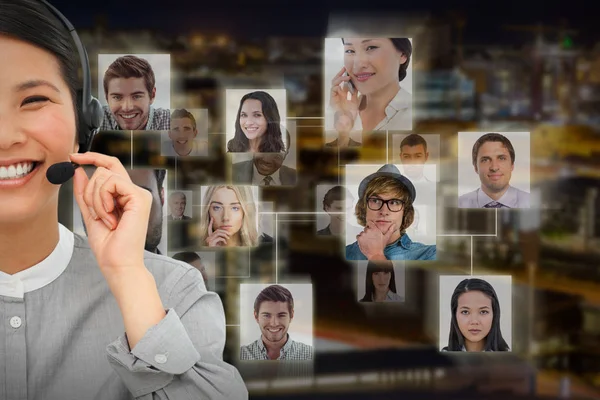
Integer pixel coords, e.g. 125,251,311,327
199,185,259,247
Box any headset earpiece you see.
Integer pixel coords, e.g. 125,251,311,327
77,89,103,153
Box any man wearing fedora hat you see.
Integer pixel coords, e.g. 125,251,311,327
346,164,436,260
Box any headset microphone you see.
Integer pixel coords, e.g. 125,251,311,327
46,162,81,185
40,0,103,185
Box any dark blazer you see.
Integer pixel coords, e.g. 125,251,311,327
167,215,192,221
325,137,362,147
232,160,297,185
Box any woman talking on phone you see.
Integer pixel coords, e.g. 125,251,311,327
329,37,412,133
0,1,247,398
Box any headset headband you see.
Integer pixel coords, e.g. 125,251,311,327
38,0,93,113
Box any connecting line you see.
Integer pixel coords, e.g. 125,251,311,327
275,213,278,284
386,130,389,164
471,236,473,275
174,157,177,190
287,116,324,120
436,209,499,275
130,130,133,170
259,212,342,215
338,148,342,186
226,324,240,327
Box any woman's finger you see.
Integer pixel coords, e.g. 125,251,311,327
331,75,351,88
84,167,110,220
69,152,130,178
208,217,214,235
98,175,129,229
92,172,117,229
208,237,227,247
209,231,230,241
331,66,346,84
99,173,152,216
73,167,93,224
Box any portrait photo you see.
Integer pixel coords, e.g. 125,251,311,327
98,54,171,131
344,163,436,261
392,133,440,183
439,275,512,352
166,190,193,221
323,37,413,133
458,132,531,209
356,260,405,303
225,89,287,153
315,184,355,237
239,283,313,361
199,185,260,248
161,109,209,157
231,121,297,187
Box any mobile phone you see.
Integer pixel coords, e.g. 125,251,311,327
343,71,355,95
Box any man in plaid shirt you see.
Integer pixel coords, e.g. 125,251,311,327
100,55,170,131
240,285,313,360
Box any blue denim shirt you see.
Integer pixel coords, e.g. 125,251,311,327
346,233,436,261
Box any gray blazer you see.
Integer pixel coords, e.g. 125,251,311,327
232,160,297,185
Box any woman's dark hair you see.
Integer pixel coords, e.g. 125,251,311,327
445,278,510,352
360,261,396,302
0,0,80,118
390,39,412,82
341,38,412,82
227,91,285,153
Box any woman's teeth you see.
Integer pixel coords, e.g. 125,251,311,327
0,162,35,180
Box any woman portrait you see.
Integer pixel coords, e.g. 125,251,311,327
0,1,246,398
442,278,511,352
327,37,412,133
359,261,403,302
199,185,259,247
325,110,362,148
227,91,286,153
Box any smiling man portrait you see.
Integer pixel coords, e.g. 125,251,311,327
240,285,313,360
100,55,170,131
458,133,530,209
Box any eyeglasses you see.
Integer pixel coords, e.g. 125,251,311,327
367,197,405,212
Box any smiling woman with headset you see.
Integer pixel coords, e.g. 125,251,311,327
0,1,247,398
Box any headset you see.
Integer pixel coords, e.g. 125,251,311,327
39,0,103,153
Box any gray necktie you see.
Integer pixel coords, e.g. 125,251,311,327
484,202,506,208
263,176,273,186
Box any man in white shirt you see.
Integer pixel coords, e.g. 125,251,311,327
399,133,432,183
317,186,353,236
459,133,530,208
161,109,208,157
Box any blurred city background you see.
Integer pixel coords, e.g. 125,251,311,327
54,1,600,398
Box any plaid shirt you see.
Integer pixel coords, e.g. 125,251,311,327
100,105,170,131
240,334,313,360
